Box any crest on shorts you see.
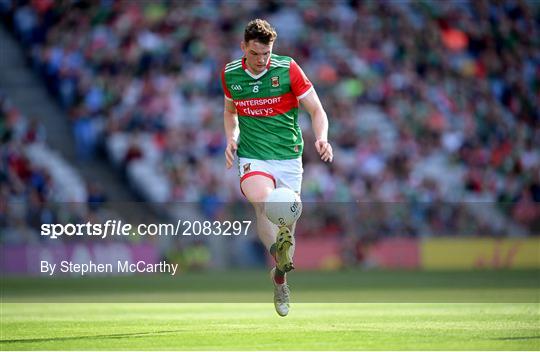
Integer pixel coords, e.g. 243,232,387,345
271,76,280,87
243,163,251,174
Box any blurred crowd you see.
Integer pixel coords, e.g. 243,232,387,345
0,92,111,243
1,0,539,238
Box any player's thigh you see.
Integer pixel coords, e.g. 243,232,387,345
272,158,303,194
241,175,275,205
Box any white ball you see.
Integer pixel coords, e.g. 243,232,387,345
264,188,302,227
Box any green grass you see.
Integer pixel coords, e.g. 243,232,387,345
1,270,539,350
2,270,539,302
1,303,539,350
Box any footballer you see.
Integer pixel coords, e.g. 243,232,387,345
221,19,333,316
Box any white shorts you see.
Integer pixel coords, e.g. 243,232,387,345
238,157,303,194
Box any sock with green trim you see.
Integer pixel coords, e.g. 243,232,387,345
273,267,286,285
269,243,286,284
270,243,278,262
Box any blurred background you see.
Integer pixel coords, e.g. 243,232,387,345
1,0,539,275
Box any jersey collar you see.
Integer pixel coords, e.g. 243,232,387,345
242,57,271,80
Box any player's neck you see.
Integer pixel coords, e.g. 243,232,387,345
244,57,267,76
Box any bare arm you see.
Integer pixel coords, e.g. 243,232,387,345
224,97,239,169
300,90,333,162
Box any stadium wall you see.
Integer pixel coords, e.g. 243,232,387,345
421,237,540,270
0,243,159,275
2,237,539,275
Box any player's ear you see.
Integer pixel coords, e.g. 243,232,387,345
240,41,246,53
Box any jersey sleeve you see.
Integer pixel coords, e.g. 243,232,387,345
290,60,313,99
221,67,233,101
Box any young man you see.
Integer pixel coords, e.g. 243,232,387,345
221,19,333,316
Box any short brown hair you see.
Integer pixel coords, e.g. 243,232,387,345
244,19,277,45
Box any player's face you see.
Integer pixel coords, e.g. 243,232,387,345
241,40,273,74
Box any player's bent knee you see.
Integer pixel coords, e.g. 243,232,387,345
241,174,275,204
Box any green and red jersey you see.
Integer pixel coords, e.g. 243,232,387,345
221,54,313,160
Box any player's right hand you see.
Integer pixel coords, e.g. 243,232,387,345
225,139,238,169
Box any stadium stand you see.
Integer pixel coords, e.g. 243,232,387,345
1,0,538,242
0,91,119,243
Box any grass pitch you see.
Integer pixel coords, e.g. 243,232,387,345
1,303,539,350
1,270,539,350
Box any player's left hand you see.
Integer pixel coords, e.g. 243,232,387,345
315,139,333,163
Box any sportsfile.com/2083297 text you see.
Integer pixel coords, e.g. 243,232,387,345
40,220,252,239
